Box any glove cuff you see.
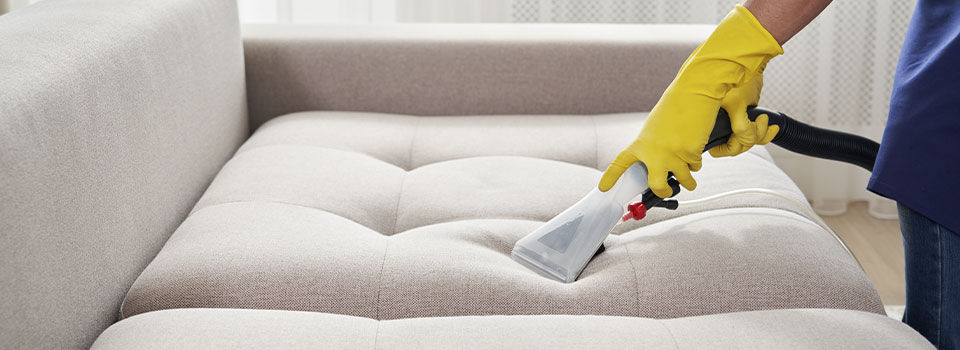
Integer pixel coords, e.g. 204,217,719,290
708,5,783,71
729,5,783,71
675,4,783,98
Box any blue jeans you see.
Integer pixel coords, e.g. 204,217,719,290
899,203,960,349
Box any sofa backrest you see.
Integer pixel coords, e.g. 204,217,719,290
0,0,247,348
242,23,710,130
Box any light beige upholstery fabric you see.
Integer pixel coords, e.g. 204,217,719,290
0,0,246,348
242,24,712,129
92,308,933,349
122,111,883,320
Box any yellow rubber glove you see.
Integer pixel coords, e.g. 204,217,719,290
598,5,783,198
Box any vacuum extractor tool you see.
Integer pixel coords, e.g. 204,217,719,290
511,106,880,283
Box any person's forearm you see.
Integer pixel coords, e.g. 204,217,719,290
743,0,832,45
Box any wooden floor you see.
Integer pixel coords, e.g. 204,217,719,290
821,201,905,305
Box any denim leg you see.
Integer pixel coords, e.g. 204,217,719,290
943,215,960,350
898,203,960,349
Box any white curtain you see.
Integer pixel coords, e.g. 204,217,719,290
237,0,515,23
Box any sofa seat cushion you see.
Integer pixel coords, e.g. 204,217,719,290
93,308,931,349
121,112,883,319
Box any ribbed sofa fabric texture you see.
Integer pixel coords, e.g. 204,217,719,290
92,308,933,349
121,112,884,320
0,0,246,349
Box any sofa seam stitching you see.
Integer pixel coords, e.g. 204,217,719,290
188,200,552,237
381,128,409,316
391,172,407,235
194,199,549,232
191,200,385,235
236,121,772,174
621,243,643,318
407,117,421,171
375,240,390,321
386,116,416,234
187,198,820,238
372,319,383,350
228,143,604,174
657,319,681,350
233,143,407,171
231,135,613,173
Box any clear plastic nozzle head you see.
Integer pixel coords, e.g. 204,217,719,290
511,163,650,283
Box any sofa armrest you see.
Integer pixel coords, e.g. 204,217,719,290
0,0,246,348
243,23,710,129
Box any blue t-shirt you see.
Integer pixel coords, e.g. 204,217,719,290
868,0,960,232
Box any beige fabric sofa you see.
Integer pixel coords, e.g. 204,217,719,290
0,0,932,349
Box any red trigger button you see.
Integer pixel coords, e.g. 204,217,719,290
621,202,647,222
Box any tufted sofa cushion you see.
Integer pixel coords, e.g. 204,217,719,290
93,308,932,349
121,111,884,319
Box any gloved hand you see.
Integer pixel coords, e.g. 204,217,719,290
711,67,780,157
598,5,783,198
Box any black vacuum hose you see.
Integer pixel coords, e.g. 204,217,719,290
705,106,880,172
